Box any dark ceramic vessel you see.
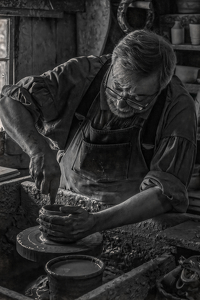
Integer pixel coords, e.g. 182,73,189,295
39,204,65,217
45,255,104,300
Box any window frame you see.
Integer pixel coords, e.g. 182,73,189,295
0,16,14,86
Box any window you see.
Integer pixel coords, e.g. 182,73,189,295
0,17,14,129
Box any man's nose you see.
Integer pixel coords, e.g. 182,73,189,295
117,99,127,108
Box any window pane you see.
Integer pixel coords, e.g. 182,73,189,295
0,19,8,58
0,61,7,92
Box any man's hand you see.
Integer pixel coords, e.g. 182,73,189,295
29,150,61,204
37,206,96,243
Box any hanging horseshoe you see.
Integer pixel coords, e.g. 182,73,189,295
117,0,155,34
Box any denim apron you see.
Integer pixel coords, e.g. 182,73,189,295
59,92,149,205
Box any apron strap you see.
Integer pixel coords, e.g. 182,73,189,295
64,58,111,151
76,59,111,116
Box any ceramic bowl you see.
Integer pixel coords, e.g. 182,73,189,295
175,65,200,83
176,0,200,13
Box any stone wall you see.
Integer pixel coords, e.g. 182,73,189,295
0,176,44,291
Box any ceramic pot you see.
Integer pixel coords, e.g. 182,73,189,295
175,65,200,83
189,23,200,45
171,21,184,45
176,0,200,13
39,204,67,243
39,204,65,217
45,255,104,300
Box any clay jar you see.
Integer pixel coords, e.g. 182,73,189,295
171,21,184,45
39,204,67,243
45,255,105,300
189,23,200,45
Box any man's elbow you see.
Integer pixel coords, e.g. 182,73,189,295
0,96,11,118
0,96,11,110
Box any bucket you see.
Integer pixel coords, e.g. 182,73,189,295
45,255,105,300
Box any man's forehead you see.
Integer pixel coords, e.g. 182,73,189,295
112,63,159,93
112,63,134,86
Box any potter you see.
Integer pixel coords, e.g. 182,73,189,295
0,30,197,244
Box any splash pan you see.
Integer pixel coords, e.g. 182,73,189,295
16,226,103,263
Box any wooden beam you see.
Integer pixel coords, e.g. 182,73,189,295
0,0,85,12
57,0,85,12
0,8,64,18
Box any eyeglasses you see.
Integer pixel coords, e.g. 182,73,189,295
105,66,160,111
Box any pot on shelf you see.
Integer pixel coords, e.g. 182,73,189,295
175,65,200,83
189,23,200,45
171,21,184,45
176,0,200,13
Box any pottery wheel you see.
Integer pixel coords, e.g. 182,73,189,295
16,226,103,264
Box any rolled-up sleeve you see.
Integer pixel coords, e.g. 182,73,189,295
141,136,196,212
1,77,56,123
1,55,111,150
140,78,198,213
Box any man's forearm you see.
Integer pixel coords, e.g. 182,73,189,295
93,187,172,232
0,96,49,157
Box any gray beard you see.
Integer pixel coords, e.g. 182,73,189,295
105,93,136,119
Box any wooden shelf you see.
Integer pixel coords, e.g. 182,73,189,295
172,44,200,51
0,8,64,18
160,14,200,95
185,83,200,93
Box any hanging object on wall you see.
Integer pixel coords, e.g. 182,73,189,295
117,0,155,34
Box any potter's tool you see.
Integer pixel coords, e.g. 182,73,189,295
16,226,103,264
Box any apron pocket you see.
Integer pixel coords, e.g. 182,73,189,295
73,140,131,182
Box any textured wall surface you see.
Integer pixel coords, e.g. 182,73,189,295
15,13,77,81
0,176,44,292
77,0,111,56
